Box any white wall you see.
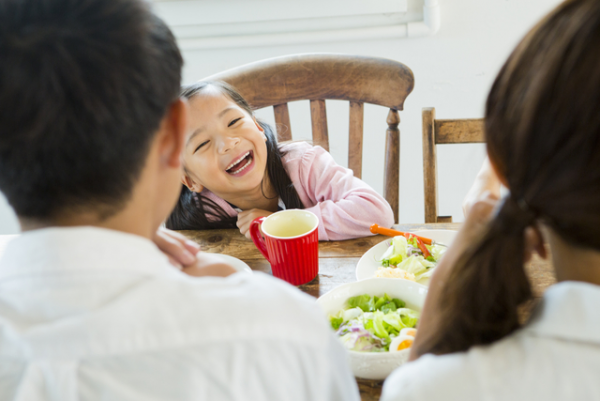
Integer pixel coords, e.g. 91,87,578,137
0,0,563,234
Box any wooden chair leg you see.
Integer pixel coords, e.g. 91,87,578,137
422,107,438,223
384,109,400,224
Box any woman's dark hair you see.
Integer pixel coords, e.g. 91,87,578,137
166,81,304,230
417,0,600,356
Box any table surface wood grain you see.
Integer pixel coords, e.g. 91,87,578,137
180,223,557,401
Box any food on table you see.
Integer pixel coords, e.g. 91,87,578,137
374,268,416,280
389,334,414,352
328,293,419,353
374,234,447,281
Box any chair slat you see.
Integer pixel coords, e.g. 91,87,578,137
385,109,400,223
348,102,364,179
273,103,292,142
435,119,485,144
422,107,438,223
310,99,329,151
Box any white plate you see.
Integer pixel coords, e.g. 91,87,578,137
213,254,253,274
355,230,458,285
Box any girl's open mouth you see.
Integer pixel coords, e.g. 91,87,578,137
225,150,254,175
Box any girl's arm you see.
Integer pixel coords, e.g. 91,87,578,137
287,144,395,241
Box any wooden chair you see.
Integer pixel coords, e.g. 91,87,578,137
204,53,414,223
422,107,485,223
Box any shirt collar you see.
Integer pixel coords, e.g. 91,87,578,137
0,226,180,281
523,281,600,344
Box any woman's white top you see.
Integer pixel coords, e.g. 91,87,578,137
0,227,359,401
382,281,600,401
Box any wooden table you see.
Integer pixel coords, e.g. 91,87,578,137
181,223,557,401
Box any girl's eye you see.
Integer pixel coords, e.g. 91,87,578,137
228,117,242,127
194,140,209,153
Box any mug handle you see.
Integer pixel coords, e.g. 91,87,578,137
250,217,270,261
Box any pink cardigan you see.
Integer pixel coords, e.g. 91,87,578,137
200,142,395,241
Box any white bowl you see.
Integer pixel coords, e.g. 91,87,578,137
317,278,427,380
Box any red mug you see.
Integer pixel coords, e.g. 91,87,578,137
249,210,319,285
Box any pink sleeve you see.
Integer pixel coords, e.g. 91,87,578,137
282,143,395,241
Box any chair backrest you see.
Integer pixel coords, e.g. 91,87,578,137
204,53,414,223
422,107,485,223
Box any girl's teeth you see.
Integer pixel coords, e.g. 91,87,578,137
226,151,250,171
230,157,252,175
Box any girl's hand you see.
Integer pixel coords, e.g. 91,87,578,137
237,209,273,239
153,227,201,269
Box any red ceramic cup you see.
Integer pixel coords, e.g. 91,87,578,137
249,210,319,286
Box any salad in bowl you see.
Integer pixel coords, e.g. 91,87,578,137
317,278,427,380
355,230,457,284
330,293,419,353
374,234,447,282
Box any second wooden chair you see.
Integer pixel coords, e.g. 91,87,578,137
422,107,485,223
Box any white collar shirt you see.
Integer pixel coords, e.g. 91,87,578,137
381,281,600,401
0,227,359,401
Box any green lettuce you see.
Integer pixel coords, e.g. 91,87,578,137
397,308,419,328
347,294,375,312
428,244,447,261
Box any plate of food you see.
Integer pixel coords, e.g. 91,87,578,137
355,230,457,285
317,278,427,380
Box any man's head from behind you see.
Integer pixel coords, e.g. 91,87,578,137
0,0,184,227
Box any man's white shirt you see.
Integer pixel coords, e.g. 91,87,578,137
0,227,359,401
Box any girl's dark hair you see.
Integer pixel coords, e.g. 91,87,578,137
417,0,600,356
166,80,304,230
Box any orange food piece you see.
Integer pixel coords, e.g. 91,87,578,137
397,339,413,351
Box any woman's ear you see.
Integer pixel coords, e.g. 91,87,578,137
181,174,204,193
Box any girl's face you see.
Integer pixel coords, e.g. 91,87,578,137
181,90,268,199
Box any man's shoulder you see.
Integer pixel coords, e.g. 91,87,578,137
128,272,332,348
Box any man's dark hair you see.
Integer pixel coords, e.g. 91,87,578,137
0,0,183,220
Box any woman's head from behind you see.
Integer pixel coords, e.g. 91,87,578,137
486,0,600,251
421,0,600,357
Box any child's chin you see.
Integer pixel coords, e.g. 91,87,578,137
232,174,262,189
